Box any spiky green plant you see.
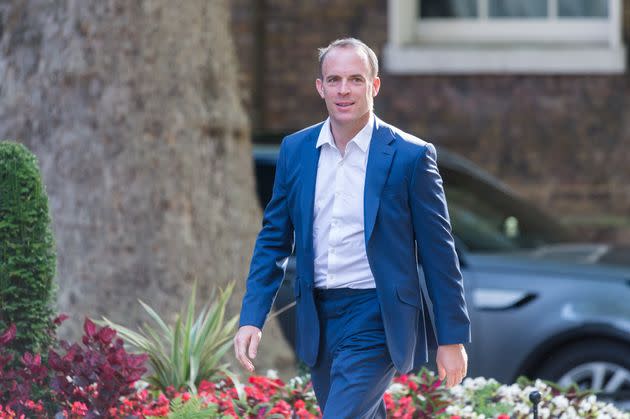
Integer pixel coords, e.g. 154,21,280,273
101,281,238,394
0,141,57,357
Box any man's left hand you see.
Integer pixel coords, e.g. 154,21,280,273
436,344,468,388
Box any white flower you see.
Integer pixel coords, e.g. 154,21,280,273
497,383,522,400
386,383,406,395
134,379,149,391
288,376,304,387
449,383,465,398
265,369,278,379
445,405,461,415
552,394,569,410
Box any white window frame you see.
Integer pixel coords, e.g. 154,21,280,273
384,0,626,74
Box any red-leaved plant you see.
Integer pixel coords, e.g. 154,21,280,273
385,369,450,418
0,324,49,418
48,318,148,417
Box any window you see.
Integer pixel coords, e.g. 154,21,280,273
384,0,626,74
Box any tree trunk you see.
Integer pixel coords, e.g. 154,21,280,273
0,0,293,374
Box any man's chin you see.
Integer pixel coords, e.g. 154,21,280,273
331,112,361,124
332,110,372,125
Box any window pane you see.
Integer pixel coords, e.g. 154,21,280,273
441,167,573,252
488,0,547,18
559,0,608,17
420,0,478,18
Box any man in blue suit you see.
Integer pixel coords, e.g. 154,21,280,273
235,38,471,418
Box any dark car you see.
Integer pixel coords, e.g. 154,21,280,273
252,143,630,408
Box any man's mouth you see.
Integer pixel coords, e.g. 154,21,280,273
336,102,354,108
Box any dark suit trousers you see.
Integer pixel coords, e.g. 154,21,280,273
310,288,396,419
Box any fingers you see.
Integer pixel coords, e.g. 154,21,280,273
436,344,468,388
233,326,261,373
248,330,261,359
436,365,465,388
447,368,462,388
437,364,447,382
234,333,253,372
438,365,462,388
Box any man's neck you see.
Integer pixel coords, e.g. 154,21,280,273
330,113,371,156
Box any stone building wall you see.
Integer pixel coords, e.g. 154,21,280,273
232,0,630,243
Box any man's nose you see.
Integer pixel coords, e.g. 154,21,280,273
339,80,350,95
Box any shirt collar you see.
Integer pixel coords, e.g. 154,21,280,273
316,113,374,153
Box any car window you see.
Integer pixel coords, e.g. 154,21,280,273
442,167,573,252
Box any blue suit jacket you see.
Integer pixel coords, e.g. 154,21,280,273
239,117,471,373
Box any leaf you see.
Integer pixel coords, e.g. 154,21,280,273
139,299,174,340
84,317,97,338
0,323,16,345
101,281,238,393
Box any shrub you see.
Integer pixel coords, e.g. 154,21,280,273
0,323,50,418
48,318,148,417
102,281,238,394
0,141,57,357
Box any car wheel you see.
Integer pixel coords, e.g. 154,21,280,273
536,340,630,410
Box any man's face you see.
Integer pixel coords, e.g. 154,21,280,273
316,46,380,127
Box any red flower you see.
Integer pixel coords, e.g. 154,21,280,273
497,415,510,419
245,385,269,402
395,374,410,385
269,400,292,417
198,379,216,393
384,393,395,411
408,379,418,392
296,407,311,419
294,399,306,409
71,401,88,416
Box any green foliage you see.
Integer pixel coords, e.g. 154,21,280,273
147,395,220,419
469,380,513,417
0,141,57,356
102,281,238,394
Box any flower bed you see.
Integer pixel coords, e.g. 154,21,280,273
113,371,628,419
5,366,629,418
2,320,628,418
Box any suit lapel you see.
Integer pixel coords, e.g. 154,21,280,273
364,117,395,244
300,126,322,257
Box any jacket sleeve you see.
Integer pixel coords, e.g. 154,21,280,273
239,139,295,329
409,142,471,345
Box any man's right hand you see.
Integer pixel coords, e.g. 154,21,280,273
233,325,262,373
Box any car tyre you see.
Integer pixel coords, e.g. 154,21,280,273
536,340,630,408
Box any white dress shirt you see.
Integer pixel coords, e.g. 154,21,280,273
313,114,376,289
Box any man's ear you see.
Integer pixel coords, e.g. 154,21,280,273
315,78,325,99
372,76,381,97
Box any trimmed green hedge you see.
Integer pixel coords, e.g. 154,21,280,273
0,141,57,356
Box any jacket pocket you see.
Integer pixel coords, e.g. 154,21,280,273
396,285,421,309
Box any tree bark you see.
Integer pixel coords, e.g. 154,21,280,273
0,0,293,374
